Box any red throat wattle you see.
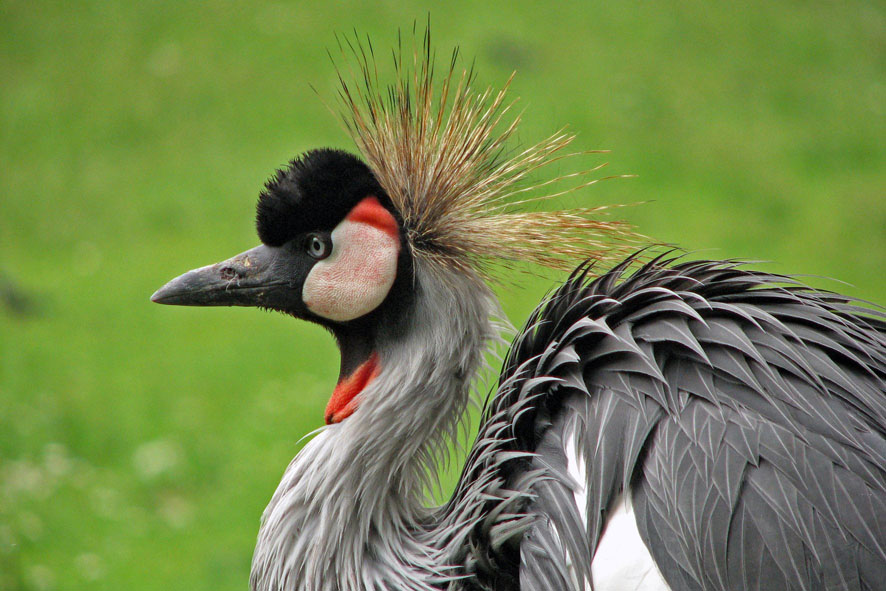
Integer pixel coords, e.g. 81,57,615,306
325,352,380,424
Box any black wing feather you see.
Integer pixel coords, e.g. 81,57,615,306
447,254,886,591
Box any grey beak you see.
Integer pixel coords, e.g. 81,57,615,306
151,244,281,307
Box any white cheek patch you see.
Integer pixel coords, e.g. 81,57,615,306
302,220,399,322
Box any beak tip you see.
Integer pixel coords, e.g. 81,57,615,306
150,286,173,304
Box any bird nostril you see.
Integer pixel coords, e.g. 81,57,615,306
219,266,238,281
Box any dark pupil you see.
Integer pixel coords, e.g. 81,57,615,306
308,235,327,258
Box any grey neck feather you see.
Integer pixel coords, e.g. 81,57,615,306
250,261,500,591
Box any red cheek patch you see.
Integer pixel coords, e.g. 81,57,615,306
346,196,399,239
325,352,380,424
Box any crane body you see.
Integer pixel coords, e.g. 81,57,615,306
152,36,886,591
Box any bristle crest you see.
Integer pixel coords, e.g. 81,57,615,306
332,27,646,281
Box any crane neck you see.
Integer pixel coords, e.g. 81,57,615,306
250,262,501,591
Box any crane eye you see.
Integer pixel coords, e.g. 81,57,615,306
305,233,331,260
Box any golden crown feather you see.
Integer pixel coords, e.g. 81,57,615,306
330,28,646,281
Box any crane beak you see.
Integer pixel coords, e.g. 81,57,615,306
151,244,286,307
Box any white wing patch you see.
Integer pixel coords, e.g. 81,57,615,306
564,424,670,591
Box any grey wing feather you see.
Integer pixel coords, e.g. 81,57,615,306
444,255,886,591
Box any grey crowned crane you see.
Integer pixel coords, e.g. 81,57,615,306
151,35,886,591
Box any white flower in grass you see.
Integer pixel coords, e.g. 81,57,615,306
132,439,183,480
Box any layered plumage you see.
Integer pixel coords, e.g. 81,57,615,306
471,256,886,590
153,30,886,591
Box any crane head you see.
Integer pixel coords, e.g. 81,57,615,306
152,35,645,322
151,148,410,325
151,148,417,424
151,32,645,424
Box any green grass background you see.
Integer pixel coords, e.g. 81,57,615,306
1,2,883,589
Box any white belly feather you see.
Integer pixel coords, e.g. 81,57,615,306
563,424,671,591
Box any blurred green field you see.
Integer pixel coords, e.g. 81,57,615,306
1,1,883,589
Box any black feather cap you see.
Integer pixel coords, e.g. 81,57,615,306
256,148,390,246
